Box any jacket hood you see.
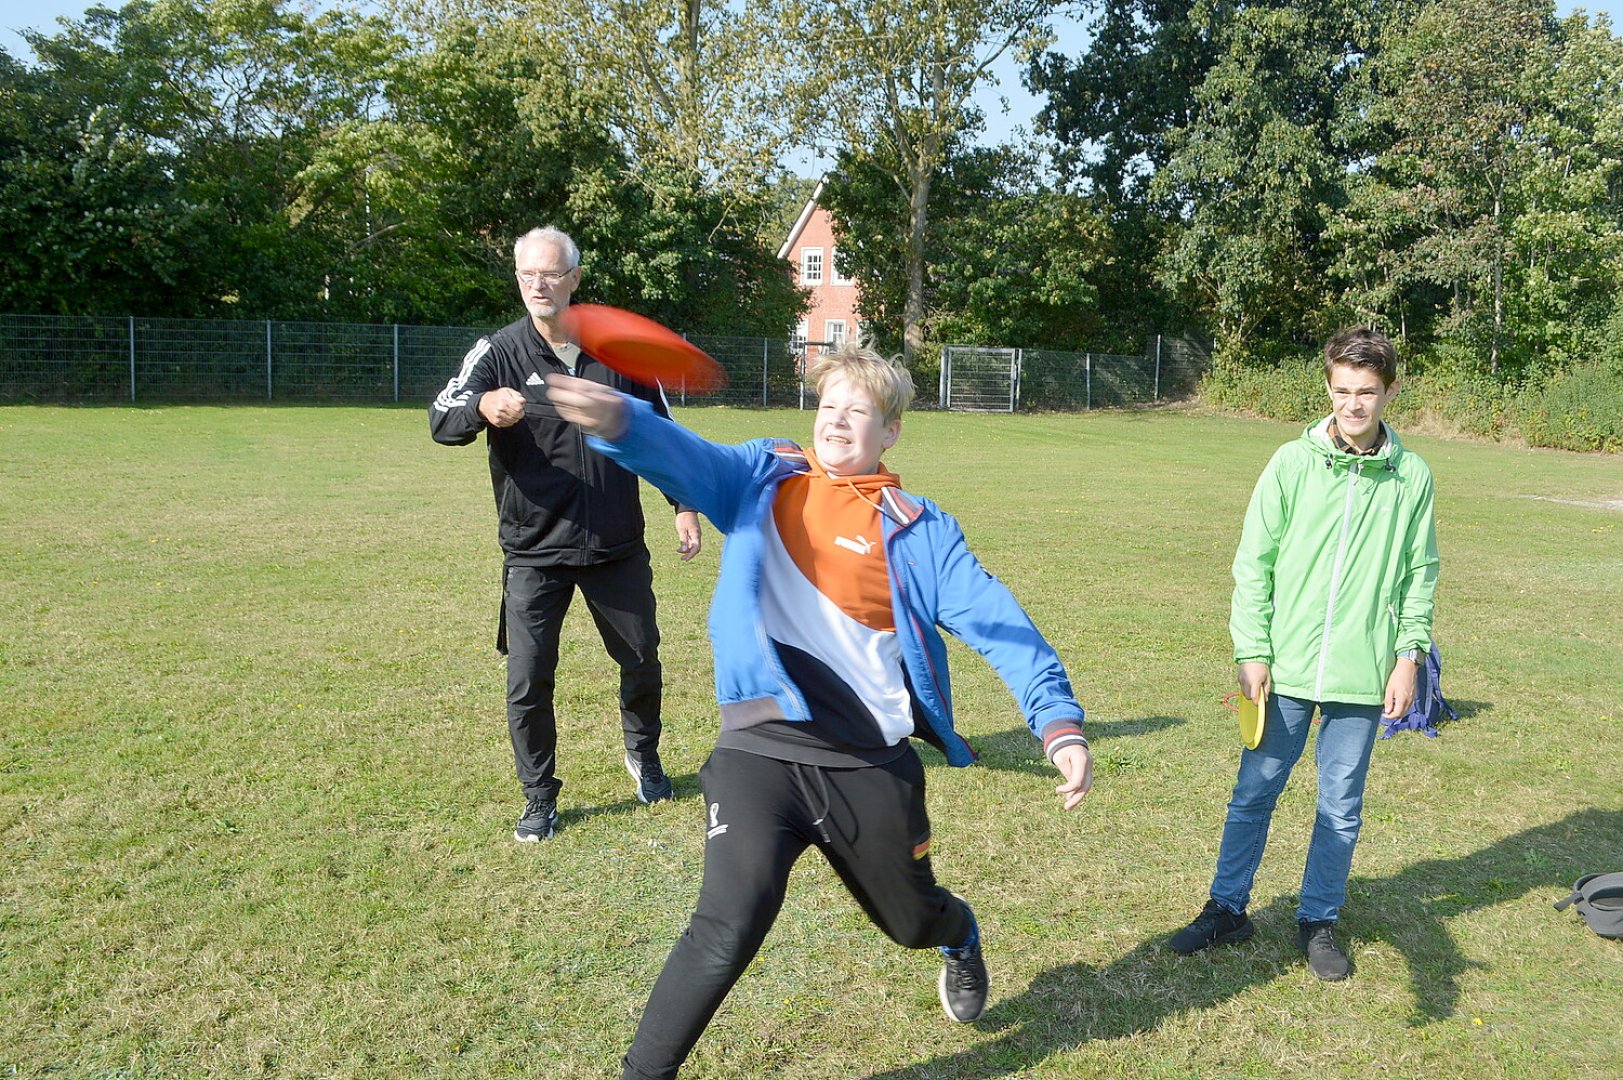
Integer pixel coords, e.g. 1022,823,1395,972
1300,416,1405,470
802,448,902,494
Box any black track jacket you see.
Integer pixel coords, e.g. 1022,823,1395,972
429,316,682,567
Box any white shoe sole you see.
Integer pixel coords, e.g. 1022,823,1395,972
937,964,988,1023
624,753,672,804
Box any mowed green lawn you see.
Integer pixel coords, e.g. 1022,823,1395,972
2,404,1619,1079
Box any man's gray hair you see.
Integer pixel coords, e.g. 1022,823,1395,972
514,226,580,269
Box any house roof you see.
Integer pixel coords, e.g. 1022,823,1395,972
776,178,826,260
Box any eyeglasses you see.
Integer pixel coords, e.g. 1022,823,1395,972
517,269,575,287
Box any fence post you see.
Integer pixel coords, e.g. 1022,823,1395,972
939,345,949,410
1154,334,1162,401
1085,353,1092,410
393,324,400,403
266,320,273,402
128,316,136,403
761,338,769,406
1011,348,1021,412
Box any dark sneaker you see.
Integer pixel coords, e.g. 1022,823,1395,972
1296,919,1351,981
514,796,558,842
938,897,989,1022
625,751,674,804
1168,898,1255,955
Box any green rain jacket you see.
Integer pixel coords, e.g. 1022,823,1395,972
1230,418,1439,706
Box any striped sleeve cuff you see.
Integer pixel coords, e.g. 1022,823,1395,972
1040,720,1089,762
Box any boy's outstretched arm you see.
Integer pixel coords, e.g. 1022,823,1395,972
545,373,628,438
1052,743,1093,811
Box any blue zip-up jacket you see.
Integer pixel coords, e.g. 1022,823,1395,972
591,397,1086,766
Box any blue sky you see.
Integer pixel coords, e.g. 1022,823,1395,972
3,1,1616,150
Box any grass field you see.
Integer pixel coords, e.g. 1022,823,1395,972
2,404,1620,1079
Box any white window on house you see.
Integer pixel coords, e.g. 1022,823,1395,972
825,319,847,347
801,247,824,284
829,247,852,286
792,321,809,354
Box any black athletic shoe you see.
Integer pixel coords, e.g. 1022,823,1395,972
514,796,558,842
625,751,674,804
1168,898,1255,955
938,898,989,1023
1296,919,1351,981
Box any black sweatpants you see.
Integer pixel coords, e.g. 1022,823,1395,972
619,745,971,1080
502,551,662,801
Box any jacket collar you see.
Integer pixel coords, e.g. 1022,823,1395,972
768,441,923,528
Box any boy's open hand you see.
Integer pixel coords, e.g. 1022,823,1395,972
1052,744,1093,811
675,510,703,562
544,373,628,439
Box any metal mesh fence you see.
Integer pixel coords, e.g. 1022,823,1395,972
940,347,1018,411
0,314,1207,409
0,314,492,404
0,315,134,402
943,336,1209,412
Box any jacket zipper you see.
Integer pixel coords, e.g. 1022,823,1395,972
577,422,591,554
1315,460,1363,698
885,516,964,758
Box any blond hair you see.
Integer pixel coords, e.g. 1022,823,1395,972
807,343,915,425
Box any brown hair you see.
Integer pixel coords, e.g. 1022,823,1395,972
1323,327,1398,387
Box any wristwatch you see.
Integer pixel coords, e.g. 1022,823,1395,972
1397,647,1426,664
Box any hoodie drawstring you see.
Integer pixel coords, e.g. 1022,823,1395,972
790,762,834,845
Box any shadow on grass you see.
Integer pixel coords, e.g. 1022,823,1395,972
965,718,1188,777
864,807,1621,1080
553,770,703,828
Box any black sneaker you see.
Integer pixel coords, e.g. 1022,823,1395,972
1296,919,1351,981
625,750,674,804
1168,898,1255,955
937,898,989,1022
514,796,558,842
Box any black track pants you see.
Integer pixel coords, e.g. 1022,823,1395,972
502,551,662,801
619,746,970,1080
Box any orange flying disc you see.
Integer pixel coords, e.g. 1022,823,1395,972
562,303,726,394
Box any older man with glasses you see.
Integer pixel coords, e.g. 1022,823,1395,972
431,226,703,841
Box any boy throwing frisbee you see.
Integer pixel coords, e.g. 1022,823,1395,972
546,344,1092,1079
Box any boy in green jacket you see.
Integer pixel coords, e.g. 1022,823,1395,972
1169,328,1440,980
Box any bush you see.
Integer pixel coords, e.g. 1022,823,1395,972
1519,362,1623,452
1199,349,1325,423
1394,341,1518,438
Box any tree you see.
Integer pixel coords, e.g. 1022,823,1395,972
1330,0,1623,378
0,45,214,315
1028,0,1216,206
550,0,797,203
782,0,1058,362
822,142,1115,355
386,1,806,334
8,0,414,319
1148,0,1372,363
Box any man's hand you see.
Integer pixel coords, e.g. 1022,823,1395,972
675,511,703,562
544,373,628,439
478,387,527,428
1383,658,1419,719
1237,661,1271,706
1052,743,1093,811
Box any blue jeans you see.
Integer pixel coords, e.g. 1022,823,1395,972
1210,693,1382,924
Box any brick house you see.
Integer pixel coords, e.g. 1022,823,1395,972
778,179,859,356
